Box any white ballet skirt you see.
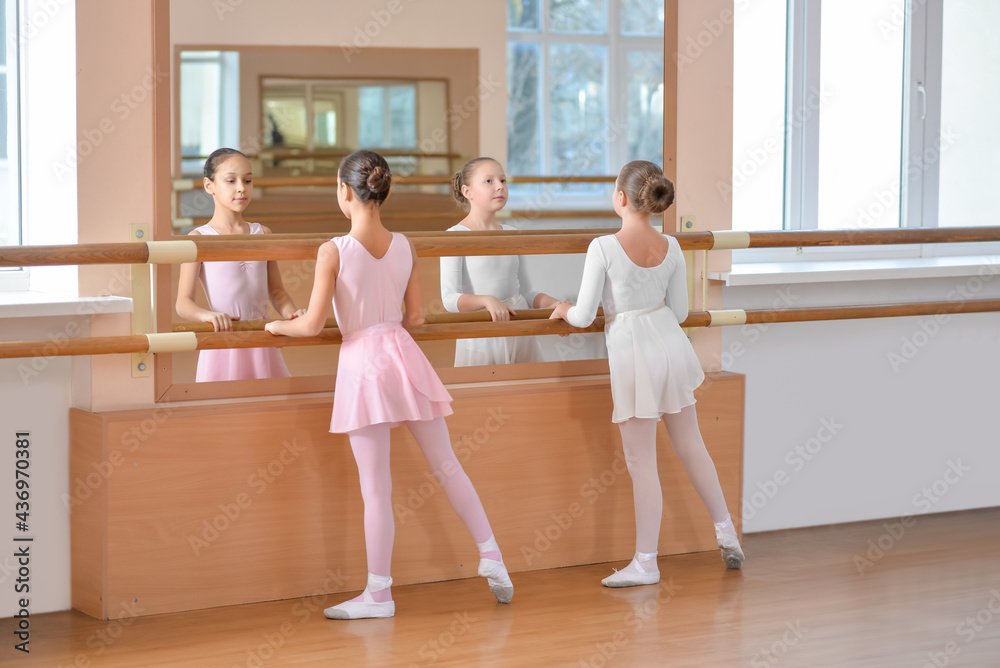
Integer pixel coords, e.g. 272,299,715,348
440,224,542,366
566,234,704,423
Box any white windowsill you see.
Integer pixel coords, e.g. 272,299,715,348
0,292,133,319
711,254,1000,287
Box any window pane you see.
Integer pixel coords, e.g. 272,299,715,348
626,50,662,164
817,0,904,230
507,41,541,188
180,61,221,158
0,72,6,161
732,0,786,231
508,0,540,31
0,0,6,68
358,87,385,147
939,0,1000,227
549,43,607,186
388,86,416,148
550,0,606,34
621,0,663,36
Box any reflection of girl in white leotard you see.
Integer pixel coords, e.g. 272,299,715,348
440,157,568,367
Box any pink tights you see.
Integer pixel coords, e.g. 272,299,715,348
348,417,497,602
618,404,731,554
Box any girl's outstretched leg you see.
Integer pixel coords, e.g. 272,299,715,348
325,423,396,620
406,417,513,603
661,404,744,569
603,417,662,587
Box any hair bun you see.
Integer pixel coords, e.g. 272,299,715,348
366,166,391,194
451,171,467,204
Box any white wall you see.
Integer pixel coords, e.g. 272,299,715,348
723,271,1000,533
0,315,89,617
169,0,508,163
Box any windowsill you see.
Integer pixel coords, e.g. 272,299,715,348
0,292,133,319
711,254,1000,286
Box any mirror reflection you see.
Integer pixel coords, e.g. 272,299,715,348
170,45,613,384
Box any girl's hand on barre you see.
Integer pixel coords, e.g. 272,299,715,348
482,296,516,322
549,302,574,336
202,311,238,332
286,308,308,320
264,320,284,336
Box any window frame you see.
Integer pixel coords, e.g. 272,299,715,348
737,0,1000,264
1,0,27,291
506,0,664,209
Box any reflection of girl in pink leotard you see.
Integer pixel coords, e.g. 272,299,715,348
175,148,304,382
266,150,513,620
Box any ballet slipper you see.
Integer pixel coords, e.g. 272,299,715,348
717,532,745,569
324,589,395,620
601,555,660,588
478,558,514,604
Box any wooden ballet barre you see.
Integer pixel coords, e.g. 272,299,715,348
170,309,589,333
4,227,1000,267
172,174,618,191
3,299,1000,360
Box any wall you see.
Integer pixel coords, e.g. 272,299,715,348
724,273,1000,533
169,0,508,163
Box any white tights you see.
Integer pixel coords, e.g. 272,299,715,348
618,404,731,555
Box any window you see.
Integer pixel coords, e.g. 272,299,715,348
1,0,22,249
179,51,239,176
507,0,664,204
733,0,996,237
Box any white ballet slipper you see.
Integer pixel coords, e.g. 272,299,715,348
601,565,660,588
324,589,395,620
717,532,745,569
478,558,514,604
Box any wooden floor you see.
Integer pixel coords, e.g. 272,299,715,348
7,507,1000,667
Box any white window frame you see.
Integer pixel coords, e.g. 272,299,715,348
507,0,664,208
0,0,27,291
738,0,1000,265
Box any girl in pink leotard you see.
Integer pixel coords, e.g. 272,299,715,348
176,148,304,382
265,150,513,619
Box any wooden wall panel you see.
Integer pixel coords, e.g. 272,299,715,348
71,373,743,618
69,409,109,619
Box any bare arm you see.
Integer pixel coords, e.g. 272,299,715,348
175,229,234,332
402,238,425,329
261,227,304,319
265,241,338,337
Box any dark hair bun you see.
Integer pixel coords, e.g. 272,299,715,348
337,150,392,206
367,165,391,195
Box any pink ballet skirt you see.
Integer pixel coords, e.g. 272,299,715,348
194,223,291,382
329,234,452,433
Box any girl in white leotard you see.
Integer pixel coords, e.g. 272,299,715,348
440,157,568,366
550,160,745,587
